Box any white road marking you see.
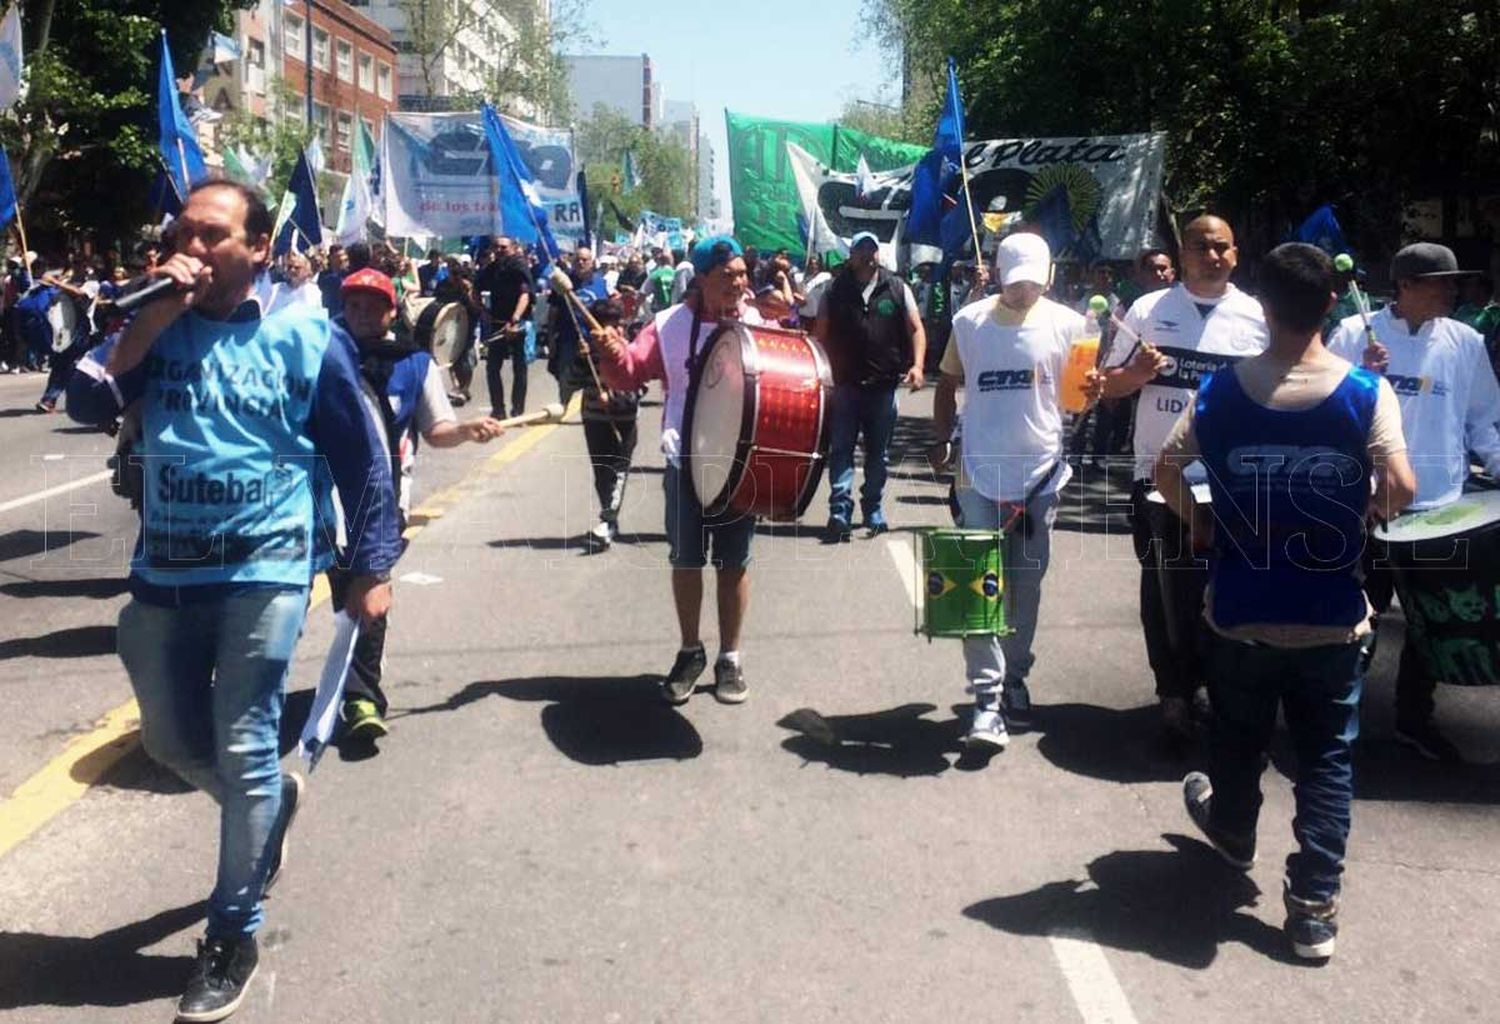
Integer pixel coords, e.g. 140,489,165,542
0,469,112,515
41,453,64,461
884,535,918,607
1049,929,1140,1024
398,571,444,586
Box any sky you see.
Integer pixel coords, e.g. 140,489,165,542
576,0,896,223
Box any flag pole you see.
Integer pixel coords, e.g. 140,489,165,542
13,202,32,280
959,151,982,264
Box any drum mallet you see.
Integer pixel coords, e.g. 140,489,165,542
546,265,623,443
495,402,566,430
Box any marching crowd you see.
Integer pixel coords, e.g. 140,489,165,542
4,173,1500,1017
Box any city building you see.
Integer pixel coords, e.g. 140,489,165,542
198,0,397,180
564,54,660,128
353,0,540,115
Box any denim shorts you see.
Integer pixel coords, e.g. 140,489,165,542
663,462,755,569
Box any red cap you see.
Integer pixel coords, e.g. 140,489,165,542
340,268,396,307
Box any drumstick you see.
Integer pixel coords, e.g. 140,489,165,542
546,266,622,444
495,402,565,429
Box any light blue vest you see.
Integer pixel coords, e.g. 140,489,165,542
1195,365,1379,630
134,306,330,588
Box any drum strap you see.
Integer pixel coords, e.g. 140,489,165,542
998,459,1062,536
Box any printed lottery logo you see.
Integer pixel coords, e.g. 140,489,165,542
1156,353,1179,377
976,368,1035,392
1387,373,1449,398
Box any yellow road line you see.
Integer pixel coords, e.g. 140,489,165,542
0,408,570,859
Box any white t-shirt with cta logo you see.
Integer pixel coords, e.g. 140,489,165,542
1326,307,1500,508
943,294,1088,502
1109,282,1269,480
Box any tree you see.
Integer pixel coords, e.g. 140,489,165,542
837,98,922,146
0,1,253,246
575,103,695,224
865,0,1500,263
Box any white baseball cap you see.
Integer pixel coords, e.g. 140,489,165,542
996,232,1052,287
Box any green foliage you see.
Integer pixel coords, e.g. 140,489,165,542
217,77,312,201
2,1,255,246
837,98,922,146
576,103,696,222
869,0,1500,258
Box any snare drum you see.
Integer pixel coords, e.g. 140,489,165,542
684,322,831,521
917,529,1009,638
408,298,470,360
1373,489,1500,686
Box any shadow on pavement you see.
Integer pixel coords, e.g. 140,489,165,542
776,703,963,777
963,834,1299,970
1031,702,1203,784
75,739,191,795
0,576,128,600
488,533,668,551
0,900,205,1010
401,674,702,765
0,624,116,660
0,528,102,564
1264,737,1500,806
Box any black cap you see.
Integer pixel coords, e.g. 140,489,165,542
1390,242,1475,281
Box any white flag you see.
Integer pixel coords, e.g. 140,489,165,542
335,119,376,245
854,153,874,199
305,134,325,177
0,5,24,111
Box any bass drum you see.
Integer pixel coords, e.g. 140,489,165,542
47,297,79,352
408,298,470,360
684,321,831,521
1372,488,1500,686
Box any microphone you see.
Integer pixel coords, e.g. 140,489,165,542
110,275,184,314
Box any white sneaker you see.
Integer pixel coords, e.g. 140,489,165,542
589,520,613,548
966,708,1009,750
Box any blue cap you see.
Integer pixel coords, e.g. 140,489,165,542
850,231,880,251
690,234,743,276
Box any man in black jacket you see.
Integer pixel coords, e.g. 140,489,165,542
814,231,926,540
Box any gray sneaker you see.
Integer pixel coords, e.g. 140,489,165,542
1284,885,1339,960
714,658,748,704
1182,771,1256,870
966,707,1009,750
661,645,707,705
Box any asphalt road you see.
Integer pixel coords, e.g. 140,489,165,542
1,364,1499,1023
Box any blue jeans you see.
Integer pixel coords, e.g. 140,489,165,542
1203,632,1362,902
827,383,899,526
955,487,1058,701
117,586,310,938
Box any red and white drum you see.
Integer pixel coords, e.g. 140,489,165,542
685,322,832,521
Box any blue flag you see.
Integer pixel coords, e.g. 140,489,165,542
157,31,207,202
148,168,183,218
0,144,16,232
274,148,322,255
480,103,557,255
578,168,592,249
1291,203,1350,256
907,57,967,246
1030,185,1075,258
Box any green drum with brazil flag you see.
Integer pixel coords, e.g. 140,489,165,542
917,529,1010,639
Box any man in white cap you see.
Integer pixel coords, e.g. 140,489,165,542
929,230,1098,752
1101,214,1269,747
1326,241,1500,761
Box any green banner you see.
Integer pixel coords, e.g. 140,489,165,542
725,111,925,256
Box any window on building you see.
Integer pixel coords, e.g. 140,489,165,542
376,62,392,100
336,111,353,152
336,40,353,82
313,28,330,71
313,102,331,148
357,52,374,91
246,38,266,95
285,15,304,60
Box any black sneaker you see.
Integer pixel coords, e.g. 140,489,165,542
714,658,748,704
1181,771,1256,870
177,935,259,1022
1284,886,1338,960
1394,717,1464,763
661,645,707,705
262,772,304,897
1001,680,1033,731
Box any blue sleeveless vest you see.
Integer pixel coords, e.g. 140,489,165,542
1195,365,1379,629
135,306,330,587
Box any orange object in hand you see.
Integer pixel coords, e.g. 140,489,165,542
1060,336,1101,413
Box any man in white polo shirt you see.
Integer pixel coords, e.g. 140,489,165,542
1102,215,1269,746
930,231,1097,752
1327,242,1500,760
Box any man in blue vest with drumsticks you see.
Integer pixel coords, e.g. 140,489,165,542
1156,242,1415,961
